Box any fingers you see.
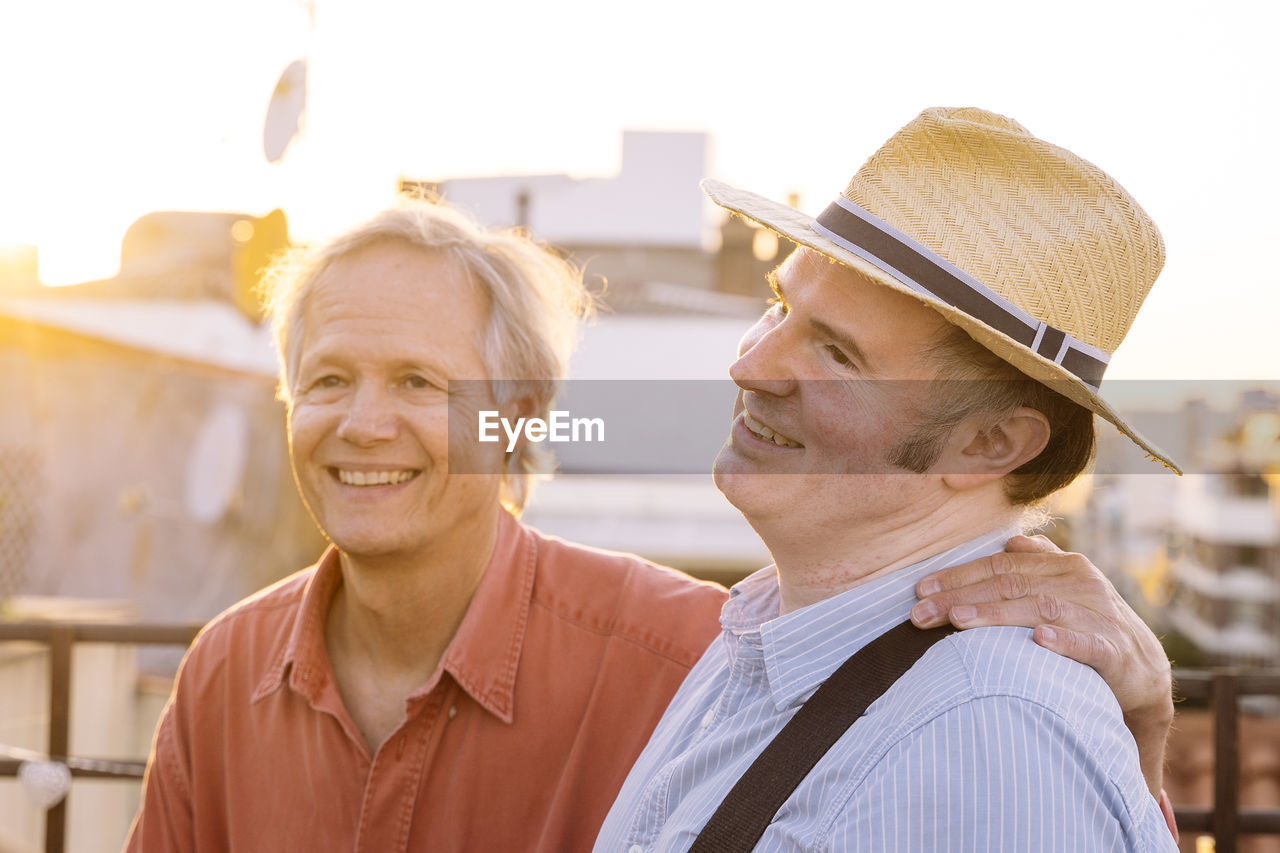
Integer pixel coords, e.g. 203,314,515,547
1032,625,1121,678
908,596,1126,680
915,551,1018,597
1158,789,1180,843
910,590,1102,633
910,574,1033,626
915,539,1071,598
911,568,1115,630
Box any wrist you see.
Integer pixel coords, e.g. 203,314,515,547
1124,698,1173,798
1124,695,1174,736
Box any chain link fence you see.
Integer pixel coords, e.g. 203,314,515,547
0,447,40,605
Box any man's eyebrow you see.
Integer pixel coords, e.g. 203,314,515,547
766,269,784,301
810,317,873,371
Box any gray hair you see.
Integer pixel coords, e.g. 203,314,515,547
260,196,592,512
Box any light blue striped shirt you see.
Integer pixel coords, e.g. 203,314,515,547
595,527,1176,852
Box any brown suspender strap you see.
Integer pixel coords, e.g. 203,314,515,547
688,620,958,853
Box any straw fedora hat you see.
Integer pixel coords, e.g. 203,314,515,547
702,106,1180,473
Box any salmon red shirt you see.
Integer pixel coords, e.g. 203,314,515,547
126,511,727,852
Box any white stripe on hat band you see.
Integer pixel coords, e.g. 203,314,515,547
1031,323,1047,353
1055,336,1071,365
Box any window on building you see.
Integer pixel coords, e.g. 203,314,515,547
1235,544,1263,568
1225,473,1269,498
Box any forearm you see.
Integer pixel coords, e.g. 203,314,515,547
1125,699,1174,798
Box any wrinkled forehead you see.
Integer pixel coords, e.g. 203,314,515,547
782,248,946,317
287,240,490,368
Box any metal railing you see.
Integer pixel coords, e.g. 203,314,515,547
1,626,1278,853
0,621,203,853
1171,668,1280,853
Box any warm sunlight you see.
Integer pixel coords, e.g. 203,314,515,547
2,0,1277,372
2,6,1279,852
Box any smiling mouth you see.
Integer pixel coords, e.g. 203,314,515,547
331,468,420,486
742,413,802,448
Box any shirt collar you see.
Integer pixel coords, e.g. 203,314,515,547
253,509,536,725
726,524,1020,712
436,509,535,724
252,547,343,705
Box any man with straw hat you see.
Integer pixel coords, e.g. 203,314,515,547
596,107,1179,851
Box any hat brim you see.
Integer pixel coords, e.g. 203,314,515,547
701,178,1181,475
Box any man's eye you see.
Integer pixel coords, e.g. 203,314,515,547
314,375,344,389
403,375,432,390
825,345,853,368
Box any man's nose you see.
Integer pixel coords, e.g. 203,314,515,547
728,316,797,397
336,383,398,445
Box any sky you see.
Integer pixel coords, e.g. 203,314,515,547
1,0,1277,382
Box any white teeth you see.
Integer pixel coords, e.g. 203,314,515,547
747,414,775,440
336,469,416,486
743,413,801,448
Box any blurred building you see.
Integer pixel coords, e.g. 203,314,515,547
0,209,324,853
1062,389,1280,674
1062,390,1280,660
1166,406,1280,669
0,210,322,673
401,130,790,310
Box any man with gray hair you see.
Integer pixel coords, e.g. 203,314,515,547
128,182,1175,851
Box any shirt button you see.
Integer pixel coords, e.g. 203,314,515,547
448,706,457,720
701,708,715,728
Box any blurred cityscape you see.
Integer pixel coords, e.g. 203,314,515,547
1,131,1278,852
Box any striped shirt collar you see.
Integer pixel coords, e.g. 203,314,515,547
723,524,1020,712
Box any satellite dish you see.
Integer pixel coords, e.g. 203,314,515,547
264,59,307,163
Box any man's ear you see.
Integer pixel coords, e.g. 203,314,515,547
509,392,540,421
939,407,1050,492
499,392,541,454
